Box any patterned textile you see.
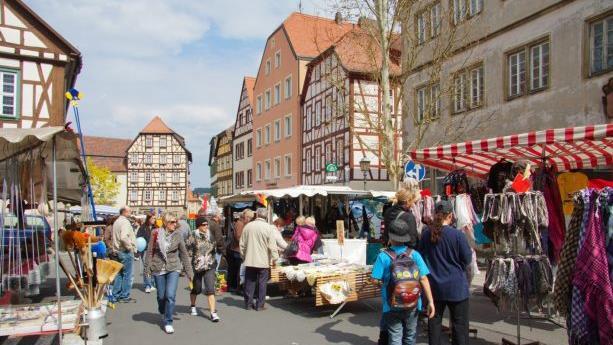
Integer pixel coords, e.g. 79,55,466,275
573,189,613,345
569,192,592,342
553,197,584,316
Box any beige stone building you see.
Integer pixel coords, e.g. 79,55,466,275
126,116,192,214
403,0,612,147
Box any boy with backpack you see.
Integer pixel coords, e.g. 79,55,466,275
371,218,435,345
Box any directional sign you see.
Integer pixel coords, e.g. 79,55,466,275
404,160,426,181
325,163,338,173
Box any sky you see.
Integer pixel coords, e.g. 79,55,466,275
24,0,332,188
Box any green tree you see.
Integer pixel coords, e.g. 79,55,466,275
86,158,120,205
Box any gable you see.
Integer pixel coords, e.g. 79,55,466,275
0,0,80,57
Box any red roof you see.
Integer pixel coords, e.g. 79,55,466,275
79,136,131,172
283,12,355,58
332,28,401,76
244,77,256,105
141,116,175,134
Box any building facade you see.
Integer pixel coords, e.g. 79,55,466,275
301,29,402,191
232,77,255,193
210,127,233,198
402,0,611,149
0,0,81,129
252,12,354,189
401,0,612,194
81,136,132,207
126,116,192,214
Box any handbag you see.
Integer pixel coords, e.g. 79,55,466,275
284,241,299,257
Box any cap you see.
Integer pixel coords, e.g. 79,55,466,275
435,200,453,214
195,217,208,228
388,218,417,244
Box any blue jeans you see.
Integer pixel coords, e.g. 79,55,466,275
111,251,134,302
153,271,180,326
383,309,419,345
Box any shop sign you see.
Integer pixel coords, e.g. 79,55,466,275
325,163,338,173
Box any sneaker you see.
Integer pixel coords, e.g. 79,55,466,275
145,287,151,293
150,286,157,291
210,311,220,322
190,307,197,316
164,325,174,334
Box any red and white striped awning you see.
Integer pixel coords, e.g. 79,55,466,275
409,124,613,178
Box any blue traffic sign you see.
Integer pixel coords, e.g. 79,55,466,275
404,160,426,181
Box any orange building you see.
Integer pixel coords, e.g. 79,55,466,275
252,12,354,189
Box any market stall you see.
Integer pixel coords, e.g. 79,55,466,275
0,127,88,341
408,124,613,345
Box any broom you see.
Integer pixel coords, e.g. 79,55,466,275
95,260,123,306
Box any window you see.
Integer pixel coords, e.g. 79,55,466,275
247,138,253,156
530,41,550,91
284,155,292,176
235,172,241,189
274,120,281,142
256,128,262,147
430,3,441,38
172,190,179,201
160,172,166,183
235,144,240,160
284,115,292,137
256,162,262,181
275,51,281,68
130,190,137,201
507,39,550,99
417,11,426,44
173,172,180,183
274,83,280,105
265,160,271,180
314,147,321,171
469,0,483,18
453,64,483,113
160,154,167,165
145,154,152,165
265,89,271,109
0,69,17,118
257,95,262,114
159,136,167,148
130,171,137,183
145,190,151,201
315,103,321,126
305,150,312,172
173,155,181,165
145,136,153,148
129,154,138,165
416,82,441,122
265,124,271,144
247,169,253,187
265,59,271,75
159,190,166,201
453,0,482,24
336,139,345,164
284,76,292,99
274,157,281,178
589,14,613,76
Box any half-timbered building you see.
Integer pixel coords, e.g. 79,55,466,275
210,127,233,198
301,28,402,190
232,77,255,194
0,0,81,129
252,12,354,189
126,116,192,214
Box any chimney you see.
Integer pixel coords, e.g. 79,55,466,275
335,11,343,24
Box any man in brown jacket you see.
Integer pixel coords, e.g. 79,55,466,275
226,209,253,292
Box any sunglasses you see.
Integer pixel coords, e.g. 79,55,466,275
168,220,177,224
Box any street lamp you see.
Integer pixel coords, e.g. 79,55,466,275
359,157,371,190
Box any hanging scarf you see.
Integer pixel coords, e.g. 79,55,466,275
572,189,613,345
155,228,171,262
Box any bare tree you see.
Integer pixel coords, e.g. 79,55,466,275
318,0,494,189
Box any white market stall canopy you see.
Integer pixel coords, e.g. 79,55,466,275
0,127,86,203
220,185,396,204
409,124,613,178
70,204,118,215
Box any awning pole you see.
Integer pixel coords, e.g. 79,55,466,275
52,137,63,344
299,195,303,216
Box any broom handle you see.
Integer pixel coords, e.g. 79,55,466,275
58,256,87,303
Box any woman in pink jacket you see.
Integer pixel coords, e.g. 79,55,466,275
288,216,320,265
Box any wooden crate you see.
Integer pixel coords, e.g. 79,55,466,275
315,271,380,306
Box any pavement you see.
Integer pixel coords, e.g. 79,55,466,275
0,266,568,345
